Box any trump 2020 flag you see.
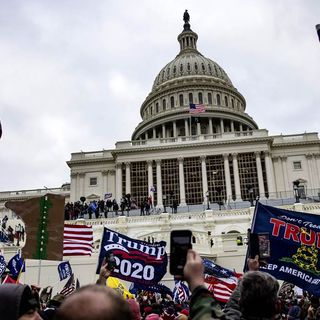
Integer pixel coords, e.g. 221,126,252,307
173,281,190,303
58,261,73,281
96,228,167,285
250,202,320,296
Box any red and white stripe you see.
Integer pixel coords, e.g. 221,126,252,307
63,225,93,256
206,276,239,303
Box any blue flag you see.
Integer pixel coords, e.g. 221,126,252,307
7,253,25,278
96,228,167,285
58,261,73,281
203,258,236,278
251,202,320,296
0,255,6,278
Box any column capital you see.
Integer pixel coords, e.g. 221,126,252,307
70,172,78,178
223,153,230,160
125,162,131,168
156,159,162,165
280,155,287,161
200,155,206,162
102,170,108,176
177,157,184,163
108,169,116,176
232,153,238,159
314,153,320,159
306,153,313,159
78,172,85,178
264,151,271,157
147,160,153,166
254,151,262,158
115,162,122,169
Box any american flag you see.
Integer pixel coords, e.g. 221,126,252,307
60,273,76,296
63,224,93,256
173,281,190,303
189,103,206,114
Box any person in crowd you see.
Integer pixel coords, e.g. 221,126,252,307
54,284,132,320
0,283,41,320
183,250,280,320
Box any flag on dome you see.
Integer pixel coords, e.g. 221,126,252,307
189,103,205,114
63,224,93,256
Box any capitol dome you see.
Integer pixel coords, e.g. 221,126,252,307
132,11,258,141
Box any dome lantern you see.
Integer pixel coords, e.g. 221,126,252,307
178,10,198,54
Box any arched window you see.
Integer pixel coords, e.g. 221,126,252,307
189,93,193,104
217,94,221,105
198,92,203,104
187,63,191,71
179,94,184,107
208,93,212,105
150,106,153,115
224,96,228,107
231,99,234,109
170,96,174,108
162,99,166,110
155,102,159,113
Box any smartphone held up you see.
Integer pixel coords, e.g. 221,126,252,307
169,230,192,276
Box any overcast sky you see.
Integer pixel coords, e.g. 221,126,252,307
0,0,319,191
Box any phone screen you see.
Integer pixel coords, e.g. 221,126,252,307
170,230,192,275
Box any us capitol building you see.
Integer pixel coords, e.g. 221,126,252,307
1,12,320,288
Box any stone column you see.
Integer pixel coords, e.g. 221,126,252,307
220,119,224,133
255,152,265,198
70,172,78,202
197,122,201,135
223,154,232,202
208,118,213,135
153,128,156,139
232,153,242,201
280,156,290,194
315,153,320,187
173,121,177,138
184,119,189,137
79,173,85,199
162,124,166,139
239,123,243,132
125,162,131,195
115,163,122,202
156,160,163,207
306,153,315,194
264,152,276,197
147,160,154,202
145,132,148,140
102,170,108,198
230,120,234,132
201,156,208,202
108,170,116,199
178,158,186,206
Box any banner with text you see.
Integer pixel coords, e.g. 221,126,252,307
96,228,167,285
251,202,320,296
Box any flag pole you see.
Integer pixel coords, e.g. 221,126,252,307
37,258,42,285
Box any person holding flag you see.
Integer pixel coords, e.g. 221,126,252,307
183,249,280,320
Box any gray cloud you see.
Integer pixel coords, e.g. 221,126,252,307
1,0,319,190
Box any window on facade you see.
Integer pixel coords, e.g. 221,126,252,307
90,177,97,186
189,93,193,104
162,99,166,110
170,96,174,109
156,102,159,113
161,159,180,205
206,155,226,203
293,161,302,170
208,93,212,105
231,99,234,109
179,94,184,107
198,92,203,104
224,96,228,107
131,161,148,205
217,94,221,105
184,157,203,205
150,106,153,115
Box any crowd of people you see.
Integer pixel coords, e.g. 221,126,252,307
1,250,320,320
64,195,161,220
0,215,25,245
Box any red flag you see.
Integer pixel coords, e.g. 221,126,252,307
2,275,19,284
63,224,93,256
